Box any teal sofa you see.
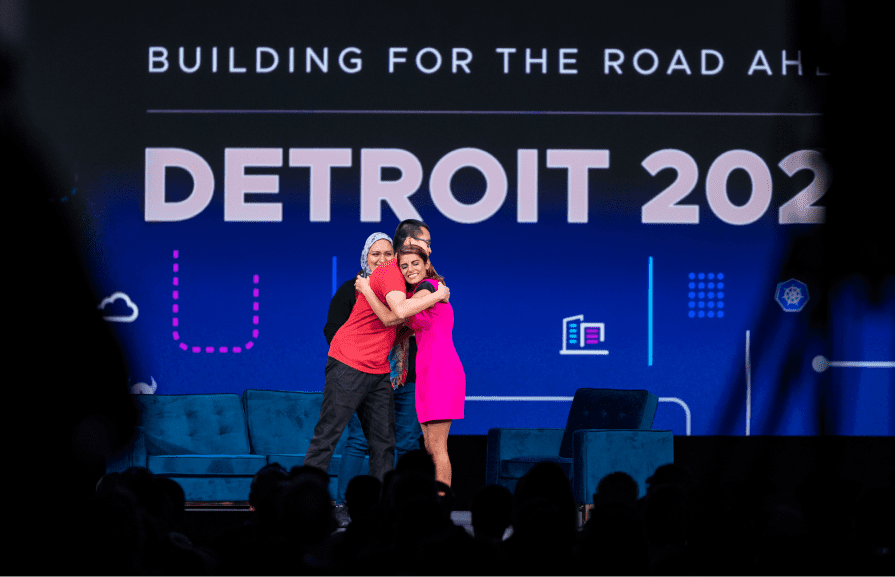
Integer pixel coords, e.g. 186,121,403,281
106,390,362,502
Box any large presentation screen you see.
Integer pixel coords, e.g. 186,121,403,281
21,1,893,436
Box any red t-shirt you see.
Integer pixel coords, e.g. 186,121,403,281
328,258,407,373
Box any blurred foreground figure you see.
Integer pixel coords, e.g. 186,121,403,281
2,38,136,573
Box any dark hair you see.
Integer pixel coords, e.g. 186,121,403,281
393,219,430,250
250,463,287,511
287,465,331,491
595,471,639,507
397,244,443,285
472,484,513,540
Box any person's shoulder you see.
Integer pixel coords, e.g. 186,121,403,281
416,279,437,293
373,258,398,273
372,259,402,281
333,278,358,300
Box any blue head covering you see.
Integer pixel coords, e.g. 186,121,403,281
360,232,393,277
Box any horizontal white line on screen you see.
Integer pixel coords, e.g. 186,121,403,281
559,350,609,355
146,109,823,117
812,355,895,372
466,396,574,401
464,396,692,435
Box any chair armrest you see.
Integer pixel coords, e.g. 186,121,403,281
571,429,674,503
486,428,564,485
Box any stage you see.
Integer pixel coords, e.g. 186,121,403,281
177,434,895,547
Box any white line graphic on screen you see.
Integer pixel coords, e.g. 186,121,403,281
659,397,692,436
811,356,895,372
746,330,752,436
560,315,608,355
148,109,823,117
465,396,691,436
648,257,653,366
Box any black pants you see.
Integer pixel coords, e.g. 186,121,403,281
303,356,396,481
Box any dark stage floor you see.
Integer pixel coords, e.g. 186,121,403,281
175,434,893,548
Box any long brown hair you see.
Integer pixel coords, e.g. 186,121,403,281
397,244,444,286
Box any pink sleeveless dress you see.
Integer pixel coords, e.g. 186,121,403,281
405,280,465,423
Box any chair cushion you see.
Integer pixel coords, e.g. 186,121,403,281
559,389,658,458
135,394,251,455
266,454,343,476
500,456,572,479
168,476,254,502
243,390,323,455
143,432,192,456
148,454,267,476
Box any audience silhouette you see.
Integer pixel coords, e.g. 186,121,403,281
75,450,895,575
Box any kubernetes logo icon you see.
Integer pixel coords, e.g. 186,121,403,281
775,279,809,312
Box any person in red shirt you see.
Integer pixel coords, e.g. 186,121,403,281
304,229,448,481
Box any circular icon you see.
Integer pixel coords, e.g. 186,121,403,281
812,355,830,373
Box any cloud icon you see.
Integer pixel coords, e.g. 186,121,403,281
98,292,139,322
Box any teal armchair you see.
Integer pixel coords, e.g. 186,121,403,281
486,389,674,503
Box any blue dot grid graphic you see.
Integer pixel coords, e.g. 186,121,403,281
688,272,725,318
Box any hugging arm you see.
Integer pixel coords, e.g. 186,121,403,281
355,275,402,327
384,283,448,324
356,275,449,327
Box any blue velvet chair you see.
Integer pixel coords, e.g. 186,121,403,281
486,388,673,503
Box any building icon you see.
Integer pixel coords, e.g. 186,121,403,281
560,315,608,355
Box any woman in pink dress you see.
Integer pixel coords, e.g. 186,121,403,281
399,244,466,485
357,243,465,488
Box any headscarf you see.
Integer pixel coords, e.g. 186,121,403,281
360,232,393,277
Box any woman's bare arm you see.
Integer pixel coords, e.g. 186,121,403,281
356,275,449,326
385,283,448,324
